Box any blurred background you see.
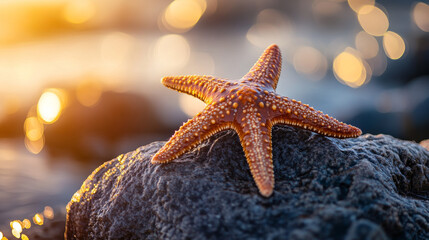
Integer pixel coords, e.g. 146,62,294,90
0,0,428,238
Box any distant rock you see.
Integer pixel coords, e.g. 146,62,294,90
66,126,429,240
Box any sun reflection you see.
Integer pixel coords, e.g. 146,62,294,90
357,5,389,36
37,89,65,124
24,117,44,141
63,0,96,24
348,0,374,12
383,31,405,60
43,206,55,220
355,31,379,59
413,2,429,32
292,46,327,80
162,0,206,32
33,213,44,226
153,34,190,71
333,48,369,88
179,94,206,117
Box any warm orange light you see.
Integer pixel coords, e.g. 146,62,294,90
77,80,103,107
24,117,44,141
33,213,44,225
25,135,45,154
292,46,328,80
333,49,368,88
21,234,29,240
153,34,190,71
355,31,379,59
357,5,389,36
63,0,96,24
12,221,22,232
179,95,206,117
11,220,22,238
37,89,63,124
22,219,31,229
162,0,206,32
413,2,429,32
11,229,20,238
383,31,405,60
43,206,55,220
347,0,374,12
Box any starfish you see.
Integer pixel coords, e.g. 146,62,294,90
151,44,362,197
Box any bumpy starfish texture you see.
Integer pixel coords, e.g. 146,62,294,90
151,44,362,197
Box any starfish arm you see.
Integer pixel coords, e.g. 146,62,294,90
236,106,274,197
162,75,230,104
265,94,362,138
242,44,282,90
152,101,232,164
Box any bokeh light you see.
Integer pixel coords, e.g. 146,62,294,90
37,89,65,124
63,0,96,24
153,34,191,71
0,231,2,239
357,5,389,36
355,31,379,59
179,94,206,117
413,2,429,32
11,221,22,234
383,31,405,60
24,117,44,141
292,46,328,80
162,0,206,32
76,80,103,107
348,0,374,12
333,48,369,88
367,53,387,76
22,219,31,229
25,134,45,154
21,234,29,240
33,213,44,226
11,221,22,238
246,9,292,48
43,206,55,220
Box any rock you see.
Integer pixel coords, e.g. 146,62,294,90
65,126,429,240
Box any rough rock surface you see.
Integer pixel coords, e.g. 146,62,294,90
66,126,429,240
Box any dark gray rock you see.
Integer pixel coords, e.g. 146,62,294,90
65,126,429,240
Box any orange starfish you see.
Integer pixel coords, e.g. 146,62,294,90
151,44,362,197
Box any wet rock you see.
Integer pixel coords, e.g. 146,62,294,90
66,126,429,240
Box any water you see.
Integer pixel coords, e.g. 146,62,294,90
0,140,97,225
